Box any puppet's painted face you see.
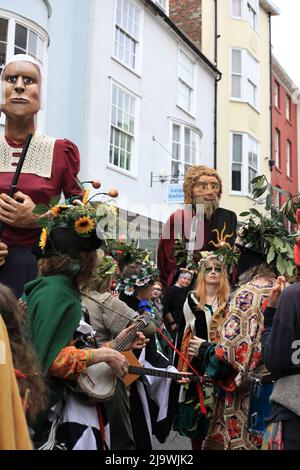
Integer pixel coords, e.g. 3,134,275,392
1,61,41,118
192,175,221,202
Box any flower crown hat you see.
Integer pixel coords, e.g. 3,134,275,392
32,181,119,259
116,260,160,296
96,256,117,280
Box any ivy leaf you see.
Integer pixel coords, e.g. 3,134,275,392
265,194,272,211
33,204,49,215
250,208,262,218
252,186,268,199
49,195,61,208
276,254,285,275
240,211,251,218
251,175,266,187
273,237,284,250
267,246,275,264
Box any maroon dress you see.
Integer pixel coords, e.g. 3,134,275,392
0,135,82,296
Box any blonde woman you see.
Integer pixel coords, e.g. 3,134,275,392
177,254,229,450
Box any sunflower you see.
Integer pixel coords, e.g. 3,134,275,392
74,216,95,234
39,228,48,252
51,205,67,216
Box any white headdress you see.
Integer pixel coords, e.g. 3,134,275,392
0,54,45,109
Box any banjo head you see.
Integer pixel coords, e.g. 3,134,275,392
77,362,117,401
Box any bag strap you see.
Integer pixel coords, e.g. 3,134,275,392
80,291,137,323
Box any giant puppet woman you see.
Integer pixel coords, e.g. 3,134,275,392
0,54,82,297
157,166,237,287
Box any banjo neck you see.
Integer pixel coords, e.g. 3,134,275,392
112,312,152,352
127,365,211,384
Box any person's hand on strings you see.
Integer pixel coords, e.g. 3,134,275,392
113,324,150,351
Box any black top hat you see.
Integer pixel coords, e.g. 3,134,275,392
235,243,266,279
32,226,104,259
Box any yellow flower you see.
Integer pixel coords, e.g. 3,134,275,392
39,228,48,252
74,216,95,234
51,205,67,216
83,189,90,205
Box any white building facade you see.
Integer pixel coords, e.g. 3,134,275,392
0,0,218,249
82,0,218,242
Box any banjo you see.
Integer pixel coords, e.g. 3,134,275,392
74,312,153,403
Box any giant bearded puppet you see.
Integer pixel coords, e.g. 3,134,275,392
157,166,237,287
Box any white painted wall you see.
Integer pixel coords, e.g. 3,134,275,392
82,0,215,223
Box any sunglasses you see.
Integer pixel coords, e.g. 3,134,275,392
205,267,222,273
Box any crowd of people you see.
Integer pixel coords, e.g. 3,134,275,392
0,53,300,452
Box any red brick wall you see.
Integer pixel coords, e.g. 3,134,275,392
169,0,202,49
271,75,298,205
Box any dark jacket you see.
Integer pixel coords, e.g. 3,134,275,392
157,207,237,287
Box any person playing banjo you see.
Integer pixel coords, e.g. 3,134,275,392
25,198,148,450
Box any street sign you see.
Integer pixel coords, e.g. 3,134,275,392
166,183,184,204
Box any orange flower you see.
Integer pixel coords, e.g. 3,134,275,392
39,228,48,252
51,205,66,216
74,216,95,234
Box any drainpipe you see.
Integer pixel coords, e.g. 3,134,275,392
213,0,220,170
268,13,275,172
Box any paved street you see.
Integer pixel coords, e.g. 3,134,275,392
152,431,192,451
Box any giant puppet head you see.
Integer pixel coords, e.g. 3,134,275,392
183,166,222,220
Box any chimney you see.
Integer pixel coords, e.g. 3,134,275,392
169,0,202,49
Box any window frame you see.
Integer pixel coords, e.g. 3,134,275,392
231,0,260,32
113,0,142,74
230,131,260,196
275,128,281,169
154,0,169,15
177,49,196,116
286,94,291,121
231,0,244,18
274,80,280,109
286,140,292,178
108,81,139,177
0,11,48,128
230,47,259,111
169,120,203,180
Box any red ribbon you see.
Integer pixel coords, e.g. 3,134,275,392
156,327,207,415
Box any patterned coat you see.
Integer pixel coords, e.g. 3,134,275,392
203,275,275,450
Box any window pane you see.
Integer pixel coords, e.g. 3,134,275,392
247,53,258,85
232,50,242,74
232,0,242,17
179,51,194,88
0,42,6,68
28,30,38,56
286,96,291,120
274,82,279,108
232,75,242,98
0,18,8,42
248,167,257,193
110,84,135,171
287,141,291,177
233,134,243,162
232,164,242,191
171,161,180,179
15,24,27,49
247,80,256,107
178,80,191,112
